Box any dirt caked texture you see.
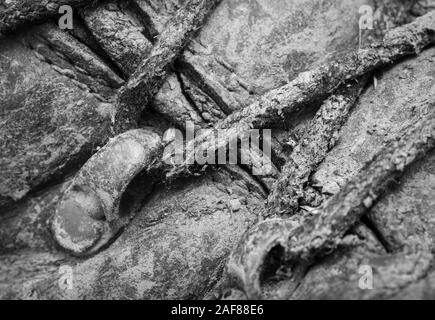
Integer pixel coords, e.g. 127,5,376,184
0,0,435,300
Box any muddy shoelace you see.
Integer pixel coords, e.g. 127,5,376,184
227,106,435,299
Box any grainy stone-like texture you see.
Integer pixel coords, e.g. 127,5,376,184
82,1,153,77
52,129,163,256
0,30,120,209
134,0,373,161
291,149,435,300
313,47,435,197
169,9,435,180
179,0,371,107
0,182,68,254
267,78,368,216
1,168,265,299
1,0,435,301
114,0,223,133
284,45,435,300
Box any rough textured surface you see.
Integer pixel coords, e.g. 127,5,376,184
153,74,205,127
179,0,371,109
28,22,124,98
132,0,373,161
1,0,435,301
80,2,205,128
250,44,435,300
114,0,223,133
0,182,68,254
313,46,435,197
228,105,435,299
126,0,377,167
1,168,265,299
267,78,368,216
52,129,162,256
291,149,435,300
168,10,435,178
82,1,153,77
132,0,187,37
0,29,118,209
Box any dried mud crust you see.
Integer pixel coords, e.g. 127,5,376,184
267,44,435,300
0,30,119,209
0,168,265,299
0,0,434,300
0,0,383,208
